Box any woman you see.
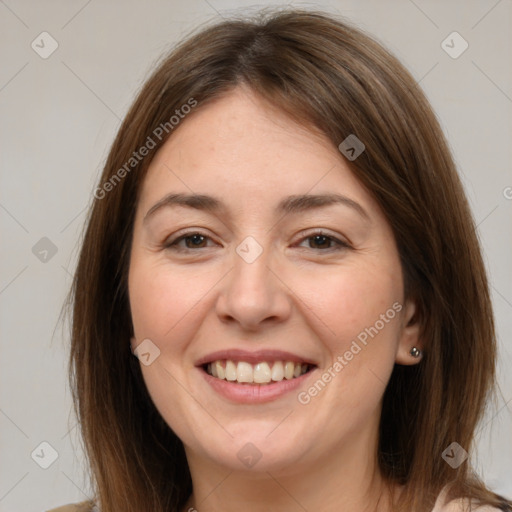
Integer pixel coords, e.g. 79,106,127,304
55,9,511,512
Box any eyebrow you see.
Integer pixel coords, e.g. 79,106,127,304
143,192,370,223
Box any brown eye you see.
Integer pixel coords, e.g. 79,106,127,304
308,234,332,249
164,232,214,251
182,234,208,248
296,231,350,252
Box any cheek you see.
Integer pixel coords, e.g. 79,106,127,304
128,258,217,435
128,259,212,347
299,259,402,348
294,265,402,422
296,258,403,412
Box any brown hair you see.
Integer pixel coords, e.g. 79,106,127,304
65,9,511,512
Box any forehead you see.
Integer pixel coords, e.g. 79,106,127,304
137,87,376,217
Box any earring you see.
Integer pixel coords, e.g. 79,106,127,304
410,347,421,358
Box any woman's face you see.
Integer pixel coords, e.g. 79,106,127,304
128,86,419,475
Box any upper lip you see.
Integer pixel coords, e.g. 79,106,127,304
195,349,318,367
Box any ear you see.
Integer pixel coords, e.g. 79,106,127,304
130,336,137,353
395,298,423,366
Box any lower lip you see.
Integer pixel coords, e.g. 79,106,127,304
199,368,315,404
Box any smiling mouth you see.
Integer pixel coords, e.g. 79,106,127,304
203,360,316,385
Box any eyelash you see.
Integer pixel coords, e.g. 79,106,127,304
163,230,351,253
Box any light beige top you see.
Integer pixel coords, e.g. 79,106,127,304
46,492,505,512
431,486,504,511
46,503,97,512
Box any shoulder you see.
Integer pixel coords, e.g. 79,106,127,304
439,500,504,511
46,501,98,512
434,488,505,512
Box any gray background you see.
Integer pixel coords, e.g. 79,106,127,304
0,0,511,510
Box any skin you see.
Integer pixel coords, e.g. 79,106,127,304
128,85,422,512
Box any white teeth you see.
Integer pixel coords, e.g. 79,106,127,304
206,360,312,384
215,360,225,379
271,361,284,381
284,362,295,380
225,360,237,381
253,362,271,383
237,362,253,383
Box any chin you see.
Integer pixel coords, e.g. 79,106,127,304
183,417,319,475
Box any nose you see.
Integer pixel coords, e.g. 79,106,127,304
215,244,292,332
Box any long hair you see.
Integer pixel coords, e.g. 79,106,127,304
65,9,511,511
